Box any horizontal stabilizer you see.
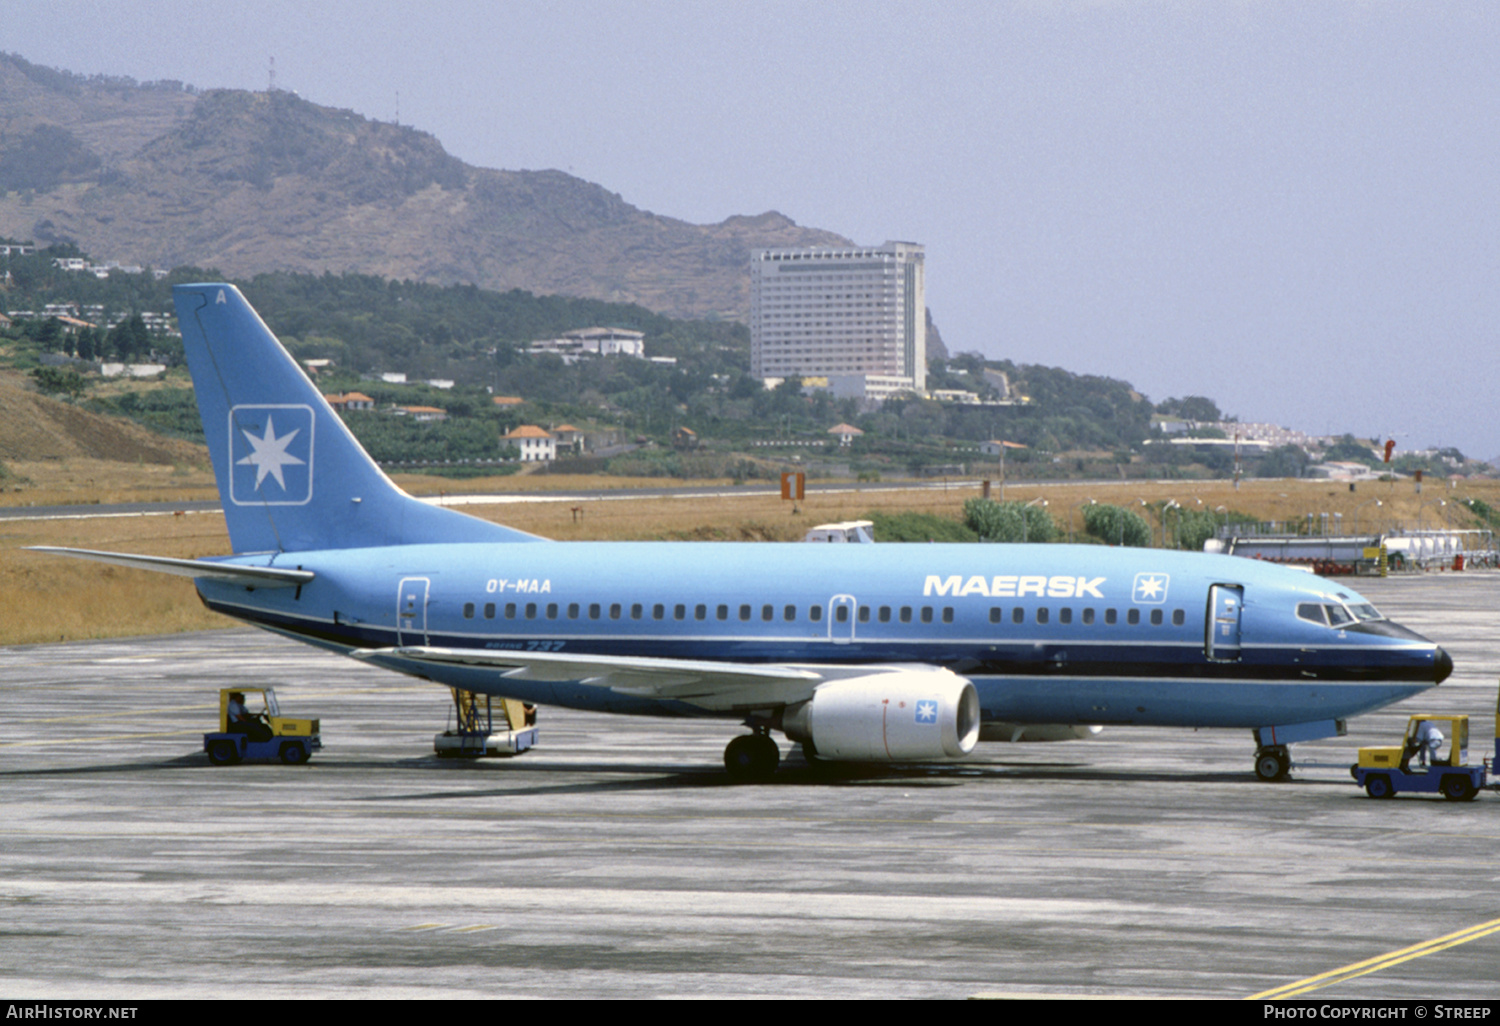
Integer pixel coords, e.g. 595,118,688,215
353,646,825,711
28,546,314,587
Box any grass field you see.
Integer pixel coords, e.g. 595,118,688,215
4,466,1496,647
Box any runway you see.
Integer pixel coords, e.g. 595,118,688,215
3,572,1499,999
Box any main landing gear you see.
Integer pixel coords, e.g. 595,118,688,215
724,729,781,782
1254,745,1292,782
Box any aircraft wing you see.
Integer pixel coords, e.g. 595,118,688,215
352,646,833,711
27,546,315,587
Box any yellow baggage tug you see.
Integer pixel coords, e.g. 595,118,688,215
1351,710,1489,801
204,687,322,766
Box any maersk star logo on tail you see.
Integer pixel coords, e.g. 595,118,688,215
229,405,314,505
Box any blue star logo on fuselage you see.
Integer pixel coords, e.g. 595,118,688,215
1132,573,1170,604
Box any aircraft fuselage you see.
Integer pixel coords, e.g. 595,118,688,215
198,540,1447,730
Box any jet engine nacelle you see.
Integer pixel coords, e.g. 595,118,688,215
780,669,980,762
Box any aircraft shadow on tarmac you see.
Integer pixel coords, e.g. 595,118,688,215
2,749,1362,800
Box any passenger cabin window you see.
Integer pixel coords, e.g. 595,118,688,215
858,607,871,623
484,602,496,619
567,603,580,619
1149,609,1162,626
1104,608,1116,625
1036,607,1049,625
674,604,686,620
1012,608,1024,625
1127,609,1140,625
784,605,796,621
942,607,954,624
1081,608,1094,625
739,604,750,621
809,605,823,622
546,603,558,619
463,602,475,619
1059,608,1072,625
654,604,666,620
1172,609,1185,626
989,607,1002,624
762,605,774,622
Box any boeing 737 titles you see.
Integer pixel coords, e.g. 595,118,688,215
33,285,1453,780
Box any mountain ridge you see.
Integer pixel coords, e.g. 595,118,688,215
0,53,850,320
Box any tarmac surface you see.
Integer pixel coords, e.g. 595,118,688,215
3,571,1499,999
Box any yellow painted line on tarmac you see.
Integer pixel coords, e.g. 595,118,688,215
1248,915,1500,999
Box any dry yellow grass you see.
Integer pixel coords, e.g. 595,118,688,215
5,473,1497,647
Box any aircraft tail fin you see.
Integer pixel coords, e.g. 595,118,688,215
173,283,544,554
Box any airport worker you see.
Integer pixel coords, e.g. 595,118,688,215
226,692,251,732
1414,720,1444,769
226,691,273,742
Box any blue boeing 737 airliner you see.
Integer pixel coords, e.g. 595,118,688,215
35,284,1452,780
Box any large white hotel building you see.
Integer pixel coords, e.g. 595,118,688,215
750,241,926,398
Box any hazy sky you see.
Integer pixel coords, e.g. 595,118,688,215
6,2,1498,457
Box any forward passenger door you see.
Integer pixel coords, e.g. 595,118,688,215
1206,584,1243,662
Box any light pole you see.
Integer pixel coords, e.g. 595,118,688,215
1353,498,1383,536
1161,500,1181,549
1022,496,1048,543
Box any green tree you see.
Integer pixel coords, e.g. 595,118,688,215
1256,444,1310,479
1083,504,1152,547
963,498,1058,543
30,365,87,401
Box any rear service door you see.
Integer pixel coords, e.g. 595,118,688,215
1206,584,1244,662
397,576,430,646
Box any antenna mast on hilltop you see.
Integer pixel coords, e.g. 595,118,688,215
268,55,276,92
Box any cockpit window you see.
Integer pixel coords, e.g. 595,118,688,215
1298,600,1381,627
1297,603,1328,625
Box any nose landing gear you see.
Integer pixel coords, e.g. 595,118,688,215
1254,745,1291,782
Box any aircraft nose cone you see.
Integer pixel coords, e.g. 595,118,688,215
1434,647,1453,684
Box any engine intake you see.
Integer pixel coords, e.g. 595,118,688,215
780,669,980,761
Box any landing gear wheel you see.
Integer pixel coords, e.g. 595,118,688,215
279,741,309,766
207,739,241,766
1254,746,1291,782
1365,774,1394,799
1441,775,1477,802
724,733,780,782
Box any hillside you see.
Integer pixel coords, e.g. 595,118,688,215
0,372,203,464
0,53,850,320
